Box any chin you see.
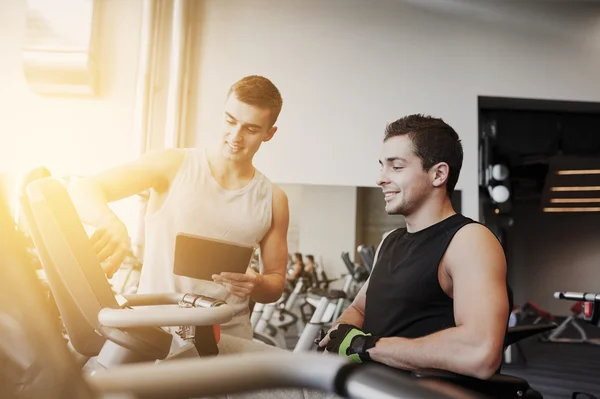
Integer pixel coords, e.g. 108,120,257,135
222,146,243,160
385,204,400,215
384,197,402,214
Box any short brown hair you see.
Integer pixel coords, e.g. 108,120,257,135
384,114,463,197
227,75,283,126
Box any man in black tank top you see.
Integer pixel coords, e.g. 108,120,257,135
319,114,510,381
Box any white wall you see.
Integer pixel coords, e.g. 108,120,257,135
279,184,357,278
278,183,303,253
189,0,600,220
0,0,143,228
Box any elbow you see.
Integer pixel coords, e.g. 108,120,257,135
255,274,286,304
471,344,503,380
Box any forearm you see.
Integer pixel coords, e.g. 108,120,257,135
334,304,365,329
368,326,500,380
68,179,117,227
251,273,285,304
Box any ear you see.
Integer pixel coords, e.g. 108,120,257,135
263,126,278,142
431,162,450,188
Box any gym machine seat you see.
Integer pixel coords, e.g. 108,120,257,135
21,177,234,368
411,323,557,399
0,195,486,399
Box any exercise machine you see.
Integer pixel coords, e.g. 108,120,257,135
20,177,233,369
554,291,600,345
543,301,590,344
517,300,589,344
0,189,483,399
357,244,375,273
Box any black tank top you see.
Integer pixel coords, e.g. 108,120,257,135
362,213,477,338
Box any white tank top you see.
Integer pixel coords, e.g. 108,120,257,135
137,148,273,340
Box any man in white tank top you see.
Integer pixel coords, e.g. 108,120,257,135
68,76,290,342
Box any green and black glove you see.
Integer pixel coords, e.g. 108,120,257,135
325,324,380,363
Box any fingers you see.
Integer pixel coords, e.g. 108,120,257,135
214,278,254,292
90,229,109,250
221,282,253,298
218,272,254,282
212,274,255,297
101,246,128,279
318,334,331,347
97,239,119,262
318,325,339,347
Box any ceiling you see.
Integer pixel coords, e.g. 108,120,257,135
482,109,600,207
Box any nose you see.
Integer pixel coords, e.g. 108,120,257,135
376,169,389,187
229,124,243,143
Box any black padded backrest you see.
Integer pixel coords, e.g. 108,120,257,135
24,178,120,355
0,188,96,399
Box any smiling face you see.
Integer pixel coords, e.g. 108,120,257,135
377,135,433,216
218,94,278,164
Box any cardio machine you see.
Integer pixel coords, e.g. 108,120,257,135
20,177,233,369
0,186,483,399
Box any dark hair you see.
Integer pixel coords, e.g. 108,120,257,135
306,255,314,262
384,114,463,197
227,75,283,126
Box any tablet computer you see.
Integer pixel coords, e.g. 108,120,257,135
173,233,254,281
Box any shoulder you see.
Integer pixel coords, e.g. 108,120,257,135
271,184,289,215
265,184,289,231
139,148,187,173
452,221,500,246
444,222,506,274
137,148,189,192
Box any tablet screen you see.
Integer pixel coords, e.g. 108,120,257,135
173,233,254,281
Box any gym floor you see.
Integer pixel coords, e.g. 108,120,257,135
504,318,600,399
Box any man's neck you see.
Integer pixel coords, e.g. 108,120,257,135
404,197,456,233
205,147,256,189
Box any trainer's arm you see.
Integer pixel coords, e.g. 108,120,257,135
68,149,184,226
368,224,509,380
251,185,289,304
67,149,185,277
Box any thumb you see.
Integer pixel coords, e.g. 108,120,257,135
318,334,330,347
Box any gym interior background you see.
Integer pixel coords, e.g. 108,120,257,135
1,0,600,311
1,1,600,398
1,0,600,350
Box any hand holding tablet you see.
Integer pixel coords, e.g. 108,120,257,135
173,233,260,298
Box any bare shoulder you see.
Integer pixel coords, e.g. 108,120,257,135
444,222,505,274
271,184,289,211
138,148,187,190
452,222,501,250
139,148,186,170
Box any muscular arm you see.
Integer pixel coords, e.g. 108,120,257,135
368,224,509,380
336,280,368,327
319,230,394,348
327,228,393,329
67,149,185,276
251,185,289,304
68,148,185,227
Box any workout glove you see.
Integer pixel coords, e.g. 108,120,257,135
325,324,379,363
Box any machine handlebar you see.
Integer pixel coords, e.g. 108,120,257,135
554,291,600,302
